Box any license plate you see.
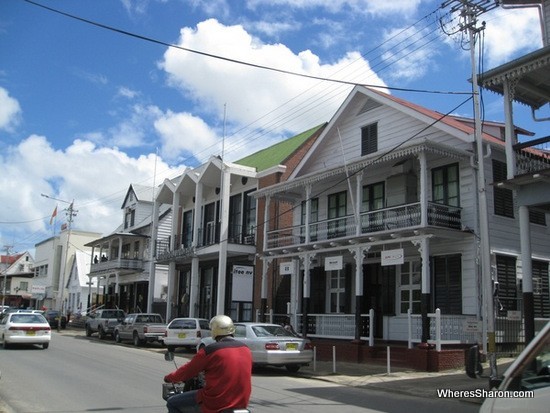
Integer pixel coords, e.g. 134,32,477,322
177,333,187,339
286,343,298,351
26,331,36,336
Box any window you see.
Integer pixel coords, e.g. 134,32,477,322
529,209,547,226
243,190,256,241
301,198,319,241
328,191,347,238
493,160,514,218
496,255,518,314
124,209,135,229
361,123,378,156
182,210,193,247
327,271,346,313
228,194,242,243
362,182,385,232
399,261,421,314
432,254,462,315
533,260,550,318
432,163,459,206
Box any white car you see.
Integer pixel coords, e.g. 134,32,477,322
0,312,51,349
162,318,211,352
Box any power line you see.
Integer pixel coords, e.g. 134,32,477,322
21,0,470,96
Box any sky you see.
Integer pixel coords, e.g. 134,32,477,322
0,0,546,257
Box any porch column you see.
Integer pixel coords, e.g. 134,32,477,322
147,198,160,313
300,254,312,338
118,237,123,261
305,186,311,244
351,246,368,342
190,182,203,318
416,236,431,344
216,165,231,315
261,196,270,321
519,205,534,343
189,257,199,318
166,261,177,320
355,174,363,236
503,80,516,179
418,151,428,226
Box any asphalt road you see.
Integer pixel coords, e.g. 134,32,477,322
0,331,479,413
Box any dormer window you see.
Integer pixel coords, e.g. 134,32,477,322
124,208,135,229
361,122,378,156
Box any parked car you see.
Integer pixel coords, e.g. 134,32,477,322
85,309,126,339
114,313,166,346
0,312,51,349
43,310,67,329
162,318,211,352
198,322,313,373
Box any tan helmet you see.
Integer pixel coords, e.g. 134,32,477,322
210,315,235,339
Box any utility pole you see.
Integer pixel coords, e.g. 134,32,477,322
42,194,77,331
1,245,13,308
441,0,498,380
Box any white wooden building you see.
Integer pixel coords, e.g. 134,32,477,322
253,85,550,347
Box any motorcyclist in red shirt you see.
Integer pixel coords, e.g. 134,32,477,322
163,315,252,413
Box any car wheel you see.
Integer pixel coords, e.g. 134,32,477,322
114,331,121,343
42,342,49,349
2,336,9,350
285,364,300,373
133,332,141,347
85,325,92,337
98,326,106,340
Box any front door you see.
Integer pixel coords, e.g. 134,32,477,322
364,263,396,338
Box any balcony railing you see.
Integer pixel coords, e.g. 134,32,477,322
90,258,145,274
156,225,256,262
266,202,462,249
514,135,550,175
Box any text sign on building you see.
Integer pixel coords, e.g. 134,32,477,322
31,285,46,294
381,248,404,266
463,319,482,333
280,262,293,275
232,265,254,302
325,256,343,271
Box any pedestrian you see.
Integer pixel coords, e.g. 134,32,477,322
282,317,297,336
163,315,252,413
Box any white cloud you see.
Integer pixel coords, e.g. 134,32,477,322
117,86,140,99
0,87,21,132
483,7,543,67
246,0,423,16
159,19,387,145
0,134,181,252
154,111,220,162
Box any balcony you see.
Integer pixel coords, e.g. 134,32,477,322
514,135,550,176
266,201,462,250
89,258,145,275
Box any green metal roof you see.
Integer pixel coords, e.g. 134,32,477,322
235,123,326,172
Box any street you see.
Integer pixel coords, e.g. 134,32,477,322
0,331,479,413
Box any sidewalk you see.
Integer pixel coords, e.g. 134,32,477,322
298,358,513,404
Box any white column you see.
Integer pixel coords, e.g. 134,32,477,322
147,198,160,313
419,151,428,226
503,80,516,179
216,166,231,314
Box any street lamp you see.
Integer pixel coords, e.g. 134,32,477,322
42,194,77,331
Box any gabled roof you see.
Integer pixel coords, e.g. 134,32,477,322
236,123,327,172
121,183,155,208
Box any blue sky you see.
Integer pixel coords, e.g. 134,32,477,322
0,0,546,255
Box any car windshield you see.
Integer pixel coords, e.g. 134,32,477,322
251,325,295,338
137,315,163,323
11,314,46,324
103,310,124,318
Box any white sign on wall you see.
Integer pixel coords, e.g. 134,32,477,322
232,265,254,302
325,256,343,271
280,262,293,275
31,285,46,294
381,248,404,266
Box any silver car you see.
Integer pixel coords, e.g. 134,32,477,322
198,322,313,373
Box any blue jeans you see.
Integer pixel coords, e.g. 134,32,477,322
166,389,201,413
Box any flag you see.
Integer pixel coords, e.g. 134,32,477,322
49,206,57,225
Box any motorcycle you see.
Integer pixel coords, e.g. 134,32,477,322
162,351,250,413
